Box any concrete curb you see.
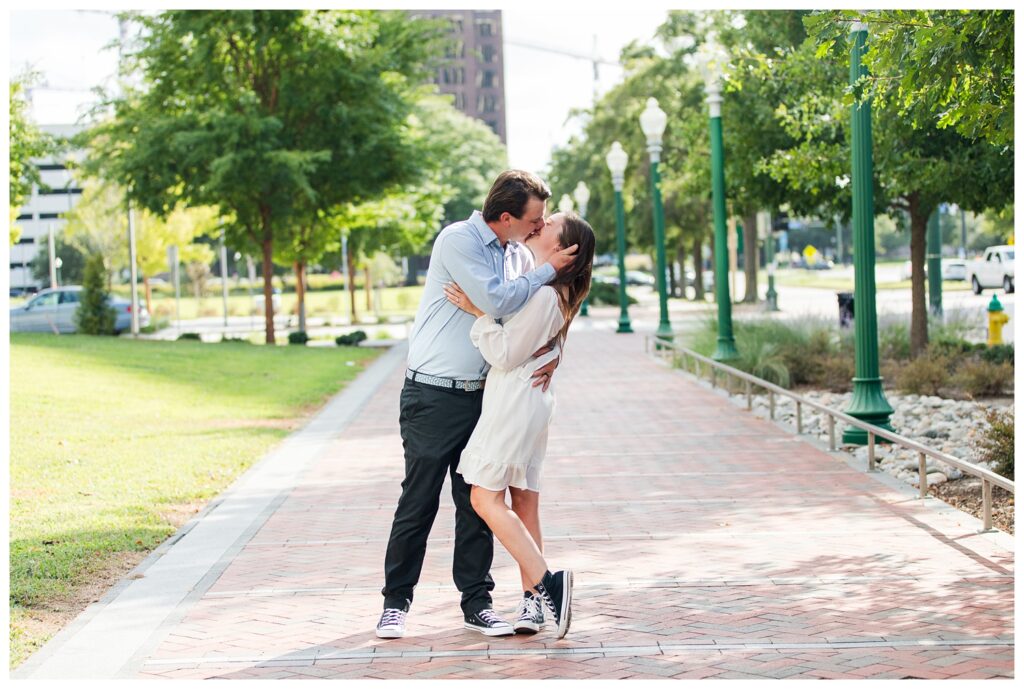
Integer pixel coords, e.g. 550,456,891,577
13,342,408,679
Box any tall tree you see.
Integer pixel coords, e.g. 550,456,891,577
84,10,443,343
10,73,55,245
135,205,221,314
759,15,1012,355
807,9,1014,150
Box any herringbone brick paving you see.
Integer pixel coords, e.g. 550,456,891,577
137,329,1013,679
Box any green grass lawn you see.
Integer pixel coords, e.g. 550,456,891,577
127,285,425,322
8,334,380,668
766,270,972,292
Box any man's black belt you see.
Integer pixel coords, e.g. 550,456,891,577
406,368,485,392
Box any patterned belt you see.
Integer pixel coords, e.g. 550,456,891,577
406,368,485,392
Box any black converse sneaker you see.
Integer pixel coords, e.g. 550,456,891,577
376,606,408,639
535,570,573,639
513,591,545,634
464,608,514,636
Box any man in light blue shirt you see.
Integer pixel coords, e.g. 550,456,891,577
406,209,567,380
379,170,577,639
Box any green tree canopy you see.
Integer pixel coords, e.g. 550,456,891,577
10,73,56,245
806,9,1014,150
83,9,444,343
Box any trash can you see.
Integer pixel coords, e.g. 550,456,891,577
837,292,854,329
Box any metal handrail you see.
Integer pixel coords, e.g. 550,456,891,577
645,335,1014,532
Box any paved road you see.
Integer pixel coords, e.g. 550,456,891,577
17,328,1013,679
614,278,1014,343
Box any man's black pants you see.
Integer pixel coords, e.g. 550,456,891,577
381,379,495,616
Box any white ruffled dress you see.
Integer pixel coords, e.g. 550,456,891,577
456,286,565,493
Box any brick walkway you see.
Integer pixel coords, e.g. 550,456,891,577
78,329,1024,678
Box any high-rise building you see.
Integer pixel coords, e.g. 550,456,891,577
10,124,85,292
413,10,507,143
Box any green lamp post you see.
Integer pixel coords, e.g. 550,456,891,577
606,141,633,333
699,36,738,361
574,180,591,316
843,20,894,445
927,207,943,316
765,229,779,311
639,97,673,342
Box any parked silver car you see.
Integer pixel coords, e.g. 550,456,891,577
9,286,150,334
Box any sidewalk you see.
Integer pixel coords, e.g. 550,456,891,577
16,327,1014,679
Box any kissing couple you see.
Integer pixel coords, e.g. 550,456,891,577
377,169,596,640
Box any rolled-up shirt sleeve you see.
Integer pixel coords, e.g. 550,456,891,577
439,231,556,319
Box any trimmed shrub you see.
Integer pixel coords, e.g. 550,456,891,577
878,321,912,361
929,335,984,359
981,344,1014,366
978,407,1014,479
177,332,201,341
336,330,368,347
75,254,117,335
817,353,856,392
587,281,637,306
952,360,1013,397
288,331,310,345
895,352,951,396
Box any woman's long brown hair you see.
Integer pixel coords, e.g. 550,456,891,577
550,212,596,347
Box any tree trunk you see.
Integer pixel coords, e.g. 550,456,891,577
708,236,716,295
347,251,358,323
668,251,678,297
676,244,688,299
365,265,372,313
294,260,307,333
908,194,929,356
743,212,758,303
142,275,153,316
262,237,276,345
693,235,705,301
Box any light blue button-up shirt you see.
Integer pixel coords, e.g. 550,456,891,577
407,211,556,380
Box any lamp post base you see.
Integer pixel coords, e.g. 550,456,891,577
712,336,738,361
617,317,634,334
766,281,779,312
655,322,674,343
581,298,589,316
841,376,895,444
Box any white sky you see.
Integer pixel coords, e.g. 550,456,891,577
9,8,667,175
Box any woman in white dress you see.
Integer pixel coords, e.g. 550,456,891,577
443,211,595,640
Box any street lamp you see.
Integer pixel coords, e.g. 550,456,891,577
843,20,894,445
698,34,738,361
573,181,591,316
572,181,590,218
606,141,633,333
760,211,780,311
639,97,673,342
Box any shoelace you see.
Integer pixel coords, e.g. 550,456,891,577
536,587,556,618
379,608,406,627
529,595,544,618
477,608,505,625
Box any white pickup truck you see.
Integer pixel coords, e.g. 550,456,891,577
967,245,1015,294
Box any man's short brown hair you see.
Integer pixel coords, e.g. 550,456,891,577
482,170,551,222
